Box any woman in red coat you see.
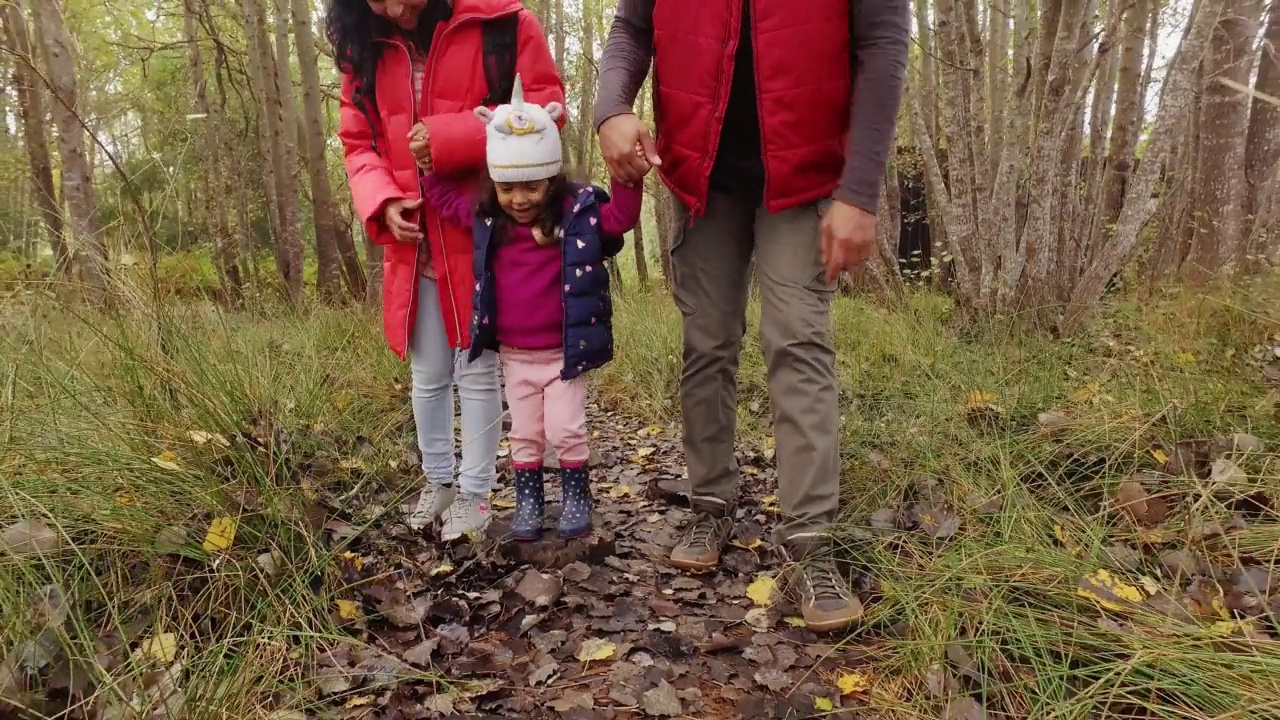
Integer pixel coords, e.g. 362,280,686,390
326,0,564,540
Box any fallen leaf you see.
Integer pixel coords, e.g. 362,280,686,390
783,617,807,628
1037,410,1073,432
837,671,871,695
492,497,516,509
943,697,989,720
1115,479,1169,526
115,492,135,506
1210,458,1247,484
338,458,366,470
636,447,656,458
1,519,59,557
421,693,455,715
754,667,793,692
814,697,835,711
916,504,961,539
574,638,617,663
1151,447,1170,465
150,451,182,471
641,680,682,717
548,691,594,713
608,484,634,498
761,495,780,511
140,633,178,663
964,389,998,408
336,600,362,621
746,574,778,607
428,563,454,577
730,538,765,550
1077,569,1145,611
744,607,773,631
188,430,230,448
515,570,563,607
201,516,237,552
343,694,374,708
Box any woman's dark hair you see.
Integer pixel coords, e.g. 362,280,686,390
477,175,572,242
324,0,449,111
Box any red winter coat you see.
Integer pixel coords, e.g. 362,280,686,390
651,0,852,214
338,0,564,358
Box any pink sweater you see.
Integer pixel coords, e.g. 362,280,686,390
424,177,642,350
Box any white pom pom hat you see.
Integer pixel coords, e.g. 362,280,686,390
475,74,565,183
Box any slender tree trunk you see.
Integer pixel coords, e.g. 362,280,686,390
1092,0,1150,255
1244,2,1280,247
270,0,309,300
553,0,565,69
184,0,243,305
575,0,598,178
1,0,69,276
242,0,302,302
34,0,107,295
1182,0,1264,282
292,0,365,300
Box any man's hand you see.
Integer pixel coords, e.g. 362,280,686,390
408,123,432,173
598,113,660,185
384,198,424,243
820,200,877,282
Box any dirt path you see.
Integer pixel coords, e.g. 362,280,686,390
320,408,876,719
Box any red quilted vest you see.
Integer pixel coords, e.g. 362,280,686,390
651,0,852,214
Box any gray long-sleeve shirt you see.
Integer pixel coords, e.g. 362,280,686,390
593,0,909,214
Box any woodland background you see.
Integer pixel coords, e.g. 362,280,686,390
1,1,1280,719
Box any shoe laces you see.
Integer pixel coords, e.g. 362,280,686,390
448,493,483,522
679,513,727,550
800,561,853,604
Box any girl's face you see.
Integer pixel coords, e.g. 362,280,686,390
495,180,551,225
366,0,427,29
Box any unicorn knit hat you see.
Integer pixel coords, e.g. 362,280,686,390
475,74,564,183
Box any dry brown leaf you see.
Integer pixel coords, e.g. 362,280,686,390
1,520,59,557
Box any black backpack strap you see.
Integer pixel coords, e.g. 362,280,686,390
480,12,520,105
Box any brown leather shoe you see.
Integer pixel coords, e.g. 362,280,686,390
670,500,734,571
777,535,864,633
791,558,864,632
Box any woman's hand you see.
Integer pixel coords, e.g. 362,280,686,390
408,123,432,172
383,197,424,243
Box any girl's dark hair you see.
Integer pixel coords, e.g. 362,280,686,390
324,0,449,112
477,175,572,242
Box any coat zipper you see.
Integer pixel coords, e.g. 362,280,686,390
426,11,495,350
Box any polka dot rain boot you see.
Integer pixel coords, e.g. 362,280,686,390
559,465,593,539
512,466,546,541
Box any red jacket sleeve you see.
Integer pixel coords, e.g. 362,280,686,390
423,10,567,175
338,72,411,245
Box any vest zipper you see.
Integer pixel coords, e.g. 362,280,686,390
691,0,742,217
748,2,770,210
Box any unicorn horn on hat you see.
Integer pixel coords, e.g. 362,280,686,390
510,73,525,109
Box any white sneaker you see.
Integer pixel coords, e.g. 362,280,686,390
440,492,492,541
407,482,457,531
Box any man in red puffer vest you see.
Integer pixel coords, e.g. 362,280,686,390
595,0,908,633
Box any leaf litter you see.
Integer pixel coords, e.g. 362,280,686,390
6,402,1276,719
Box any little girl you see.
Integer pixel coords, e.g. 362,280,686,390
419,76,642,540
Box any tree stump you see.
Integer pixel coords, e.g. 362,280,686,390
486,508,615,569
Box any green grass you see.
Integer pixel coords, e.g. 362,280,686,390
2,270,1279,718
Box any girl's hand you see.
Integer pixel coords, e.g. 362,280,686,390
408,123,432,172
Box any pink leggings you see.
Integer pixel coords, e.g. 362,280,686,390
501,347,589,469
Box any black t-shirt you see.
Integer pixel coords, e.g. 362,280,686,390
707,2,765,206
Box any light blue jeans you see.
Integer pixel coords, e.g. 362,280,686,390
409,276,502,496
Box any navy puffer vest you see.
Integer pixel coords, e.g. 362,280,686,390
468,183,623,379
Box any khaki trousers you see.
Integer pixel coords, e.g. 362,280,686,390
671,193,840,543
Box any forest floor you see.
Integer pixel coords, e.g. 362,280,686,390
1,276,1280,720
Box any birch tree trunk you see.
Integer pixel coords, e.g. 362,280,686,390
35,0,108,295
292,0,365,300
1062,0,1226,334
0,0,69,276
1182,0,1265,282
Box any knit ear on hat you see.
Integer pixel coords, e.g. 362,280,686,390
474,106,495,123
544,102,564,123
